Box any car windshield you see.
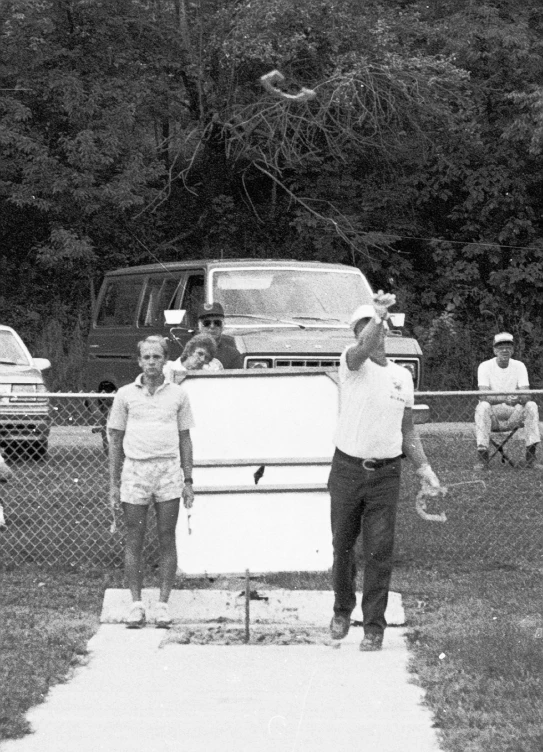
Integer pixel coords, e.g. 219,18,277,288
211,268,373,325
0,330,31,366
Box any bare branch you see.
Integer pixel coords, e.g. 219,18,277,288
252,163,370,258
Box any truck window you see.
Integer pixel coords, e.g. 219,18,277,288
138,274,182,328
95,277,144,327
180,274,205,329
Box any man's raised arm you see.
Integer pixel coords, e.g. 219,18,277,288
346,291,396,371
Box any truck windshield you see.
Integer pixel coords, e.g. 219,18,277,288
0,331,31,366
212,268,373,326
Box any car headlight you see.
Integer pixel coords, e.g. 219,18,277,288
393,361,418,384
246,359,273,369
10,384,48,403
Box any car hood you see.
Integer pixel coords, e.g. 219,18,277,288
229,327,422,356
0,364,44,383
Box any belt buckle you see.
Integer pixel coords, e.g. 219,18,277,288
362,458,377,471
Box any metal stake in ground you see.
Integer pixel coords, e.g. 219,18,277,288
245,569,250,643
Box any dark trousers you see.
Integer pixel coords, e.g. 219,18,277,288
328,449,401,636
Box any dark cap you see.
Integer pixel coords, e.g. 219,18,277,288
197,302,225,319
493,332,514,347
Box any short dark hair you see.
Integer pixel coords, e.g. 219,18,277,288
181,333,217,363
137,335,169,357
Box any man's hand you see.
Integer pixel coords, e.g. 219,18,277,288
182,483,194,509
415,464,447,522
416,464,442,490
109,485,121,512
373,290,396,320
108,485,121,534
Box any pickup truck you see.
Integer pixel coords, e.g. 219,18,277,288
86,258,423,391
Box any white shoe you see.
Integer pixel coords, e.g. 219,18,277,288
126,601,146,629
154,602,172,629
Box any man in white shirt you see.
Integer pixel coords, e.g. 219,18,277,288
329,293,445,650
108,336,195,629
475,332,540,469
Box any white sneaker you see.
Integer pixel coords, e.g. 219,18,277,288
154,602,172,629
126,601,146,629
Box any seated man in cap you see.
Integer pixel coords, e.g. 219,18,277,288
196,302,243,370
475,332,541,469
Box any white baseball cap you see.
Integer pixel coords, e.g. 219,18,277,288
493,332,514,346
350,305,375,330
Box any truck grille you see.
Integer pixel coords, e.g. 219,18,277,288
245,356,420,388
275,358,340,368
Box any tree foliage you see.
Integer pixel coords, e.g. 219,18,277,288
1,0,543,387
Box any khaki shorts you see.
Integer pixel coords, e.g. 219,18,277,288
120,458,183,505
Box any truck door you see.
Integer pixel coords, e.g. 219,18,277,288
87,275,146,390
167,272,205,355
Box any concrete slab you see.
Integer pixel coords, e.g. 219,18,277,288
0,623,441,752
100,588,405,627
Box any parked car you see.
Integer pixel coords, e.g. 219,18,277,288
85,258,424,391
0,325,51,457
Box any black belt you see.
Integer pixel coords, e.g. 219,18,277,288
335,447,401,471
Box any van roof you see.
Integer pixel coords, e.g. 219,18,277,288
104,259,362,276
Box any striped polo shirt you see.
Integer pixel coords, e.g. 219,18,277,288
107,374,195,460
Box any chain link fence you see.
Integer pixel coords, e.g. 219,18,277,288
0,392,541,571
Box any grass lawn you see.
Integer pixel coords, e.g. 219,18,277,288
0,419,541,747
1,564,542,750
395,566,543,752
0,566,123,740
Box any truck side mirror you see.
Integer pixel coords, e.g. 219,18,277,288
389,313,405,328
32,357,51,371
164,309,186,325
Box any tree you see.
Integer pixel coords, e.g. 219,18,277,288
2,0,543,388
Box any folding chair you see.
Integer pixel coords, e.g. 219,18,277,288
488,426,521,467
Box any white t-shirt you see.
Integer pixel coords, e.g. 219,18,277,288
334,350,414,459
477,358,529,392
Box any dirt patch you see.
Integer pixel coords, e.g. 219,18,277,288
159,623,336,646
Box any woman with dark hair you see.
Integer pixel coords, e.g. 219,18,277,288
164,334,219,383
